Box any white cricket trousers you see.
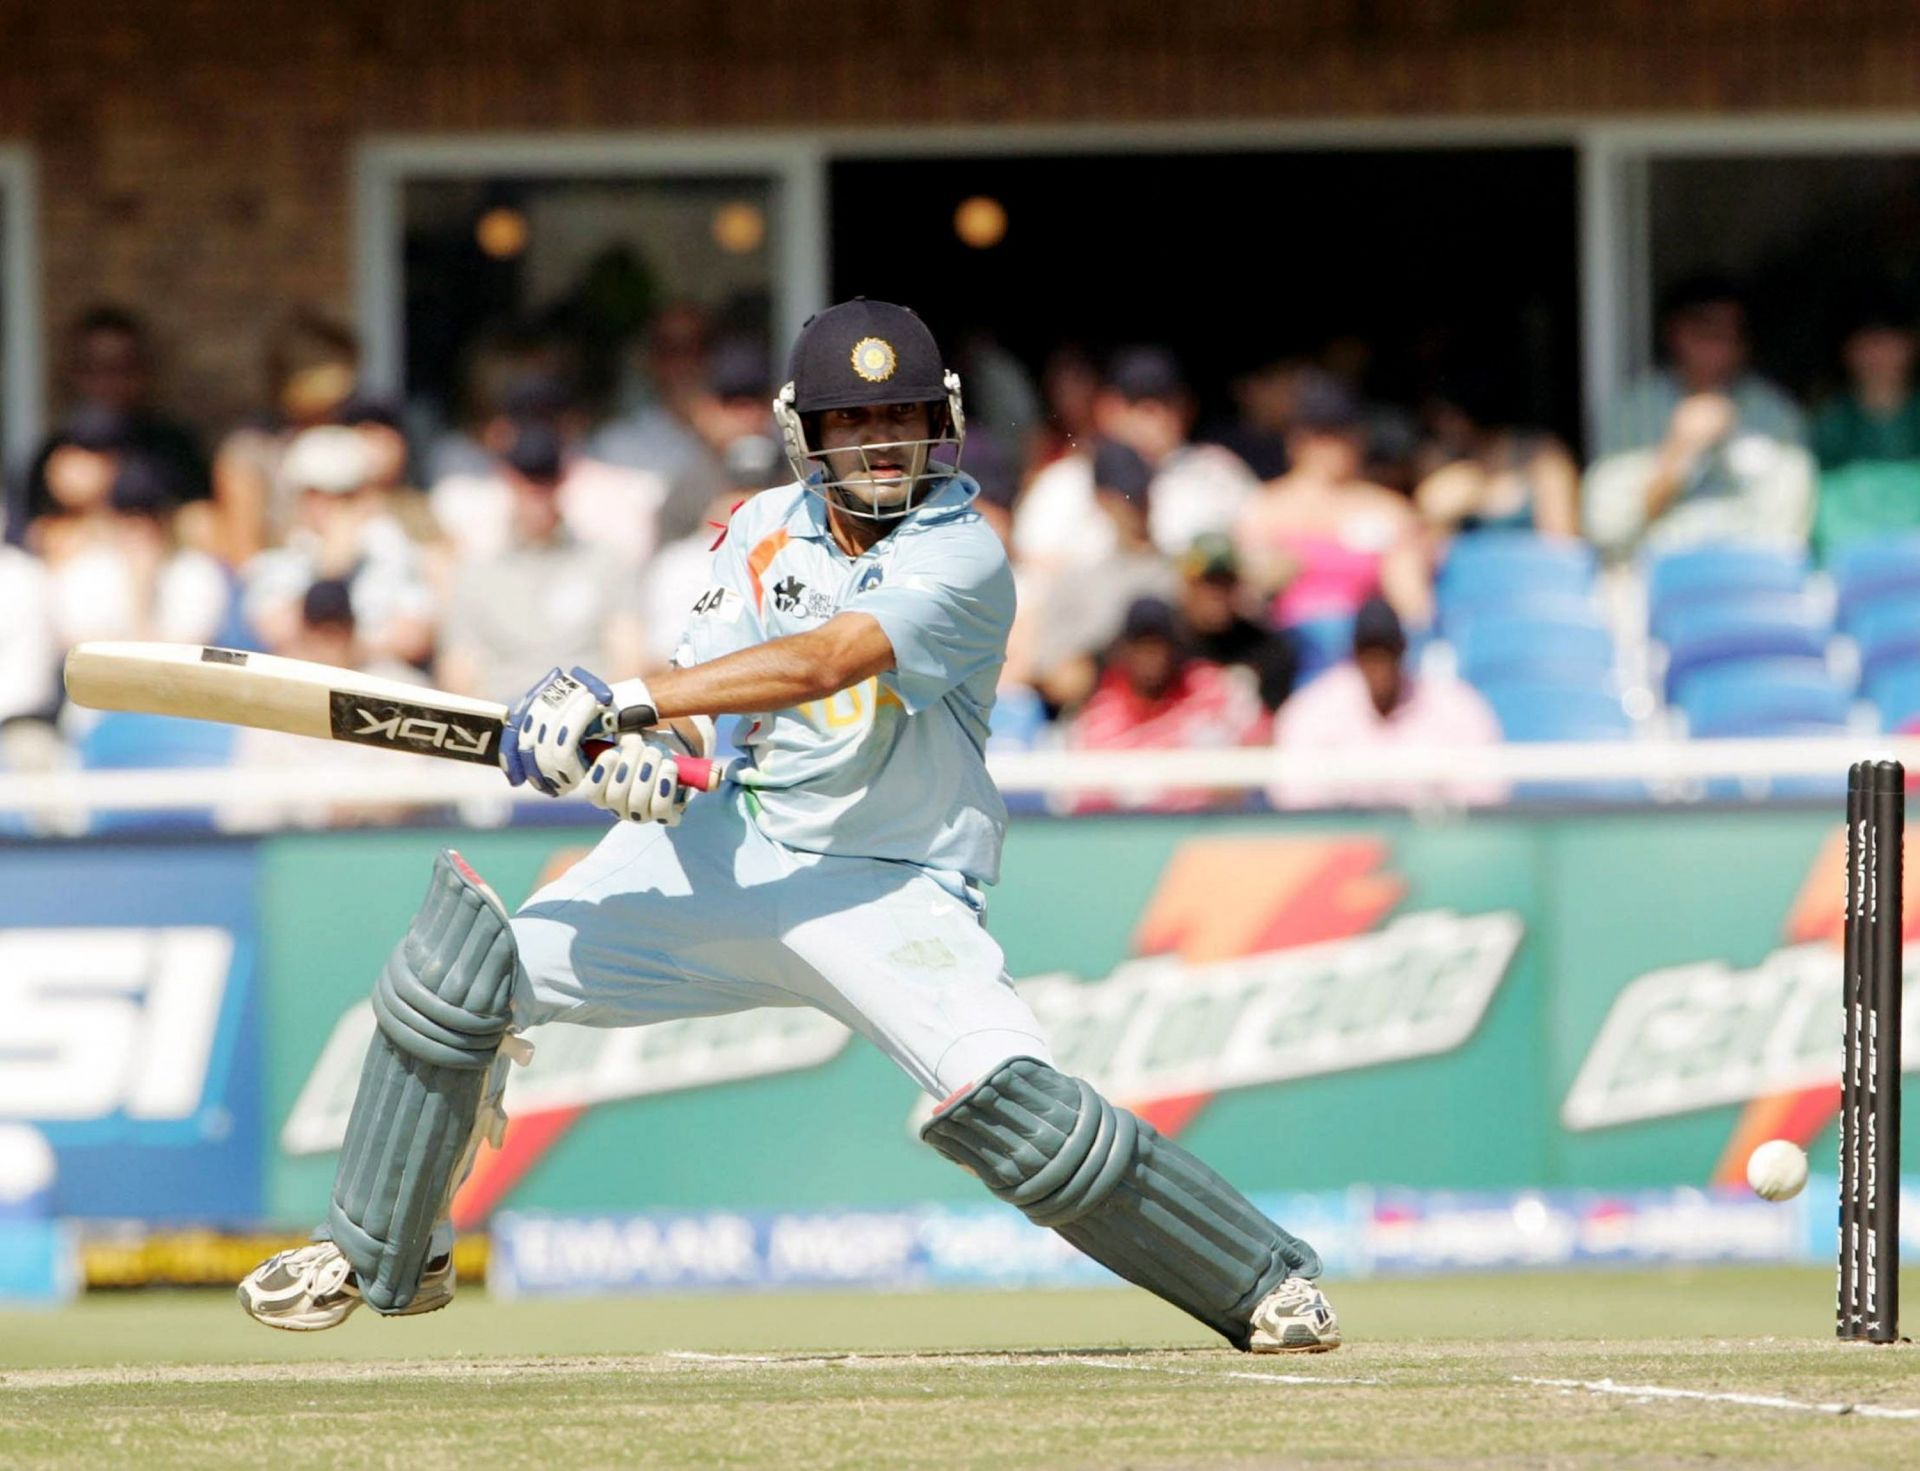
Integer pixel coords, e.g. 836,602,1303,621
509,789,1052,1098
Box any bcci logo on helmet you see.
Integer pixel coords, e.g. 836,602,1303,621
849,337,897,383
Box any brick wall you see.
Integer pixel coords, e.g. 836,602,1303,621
5,0,1920,429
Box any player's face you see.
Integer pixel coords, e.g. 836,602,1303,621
816,402,934,509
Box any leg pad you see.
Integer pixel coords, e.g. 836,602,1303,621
922,1056,1319,1349
326,851,518,1312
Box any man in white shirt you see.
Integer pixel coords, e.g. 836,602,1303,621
1014,347,1256,574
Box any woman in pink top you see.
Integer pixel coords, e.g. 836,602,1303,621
1235,375,1432,628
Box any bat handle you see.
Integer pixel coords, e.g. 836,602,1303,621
573,739,732,794
674,755,732,793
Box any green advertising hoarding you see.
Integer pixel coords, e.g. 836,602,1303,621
261,808,1906,1228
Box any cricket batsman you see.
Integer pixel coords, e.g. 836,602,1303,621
239,299,1340,1353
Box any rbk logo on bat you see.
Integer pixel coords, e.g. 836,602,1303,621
328,692,497,764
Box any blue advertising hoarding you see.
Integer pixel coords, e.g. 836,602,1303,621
0,840,263,1222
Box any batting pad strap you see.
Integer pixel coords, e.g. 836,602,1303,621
327,850,519,1314
922,1057,1319,1349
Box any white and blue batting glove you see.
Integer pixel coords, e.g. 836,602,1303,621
500,665,613,797
581,733,691,825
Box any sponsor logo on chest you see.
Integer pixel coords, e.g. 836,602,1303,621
770,572,840,622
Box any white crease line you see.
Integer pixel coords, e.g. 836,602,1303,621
1068,1356,1381,1387
663,1351,784,1363
1517,1376,1920,1421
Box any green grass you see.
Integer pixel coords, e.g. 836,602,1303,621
2,1268,1916,1469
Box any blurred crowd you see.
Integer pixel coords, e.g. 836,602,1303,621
5,271,1917,813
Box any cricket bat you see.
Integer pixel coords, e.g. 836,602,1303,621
62,641,728,790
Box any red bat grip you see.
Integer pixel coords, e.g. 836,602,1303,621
573,738,728,793
674,755,728,792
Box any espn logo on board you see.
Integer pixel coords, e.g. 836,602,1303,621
0,928,234,1123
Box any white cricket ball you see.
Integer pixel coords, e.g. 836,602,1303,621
1746,1139,1808,1202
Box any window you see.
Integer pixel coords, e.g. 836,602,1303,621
400,173,781,430
1647,152,1920,404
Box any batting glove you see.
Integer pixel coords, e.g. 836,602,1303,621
501,665,612,796
581,733,691,825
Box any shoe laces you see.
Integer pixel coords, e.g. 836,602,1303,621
260,1244,355,1304
1262,1276,1330,1319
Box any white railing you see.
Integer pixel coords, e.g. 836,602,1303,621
0,736,1913,826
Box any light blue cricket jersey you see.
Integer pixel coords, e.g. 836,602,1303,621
673,473,1014,887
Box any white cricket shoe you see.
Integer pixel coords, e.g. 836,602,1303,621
237,1241,454,1331
1246,1275,1341,1353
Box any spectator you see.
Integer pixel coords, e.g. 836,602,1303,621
1015,347,1257,573
1810,297,1920,560
959,431,1047,704
959,428,1021,550
436,420,644,702
244,426,435,667
954,329,1043,442
342,394,454,600
0,541,56,727
342,397,419,503
41,445,229,651
1586,274,1812,555
685,336,778,472
213,312,361,565
1813,298,1920,471
432,373,666,573
1235,373,1433,627
1270,597,1504,809
591,303,729,544
1208,356,1305,481
1415,369,1580,539
16,306,210,544
1029,442,1180,713
224,579,431,832
1317,333,1423,491
637,434,781,674
1067,597,1266,813
1177,534,1297,713
1027,345,1100,475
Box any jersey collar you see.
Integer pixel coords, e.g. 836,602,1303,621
786,470,981,543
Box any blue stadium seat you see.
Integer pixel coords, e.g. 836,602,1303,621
1476,680,1633,743
1453,614,1613,686
988,684,1049,752
1867,658,1920,730
1661,598,1830,697
1835,535,1920,632
1289,615,1354,684
76,712,236,833
1851,593,1920,688
1646,543,1808,641
1437,533,1596,623
1675,659,1850,738
1476,679,1637,801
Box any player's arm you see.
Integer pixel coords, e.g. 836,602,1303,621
634,613,894,723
